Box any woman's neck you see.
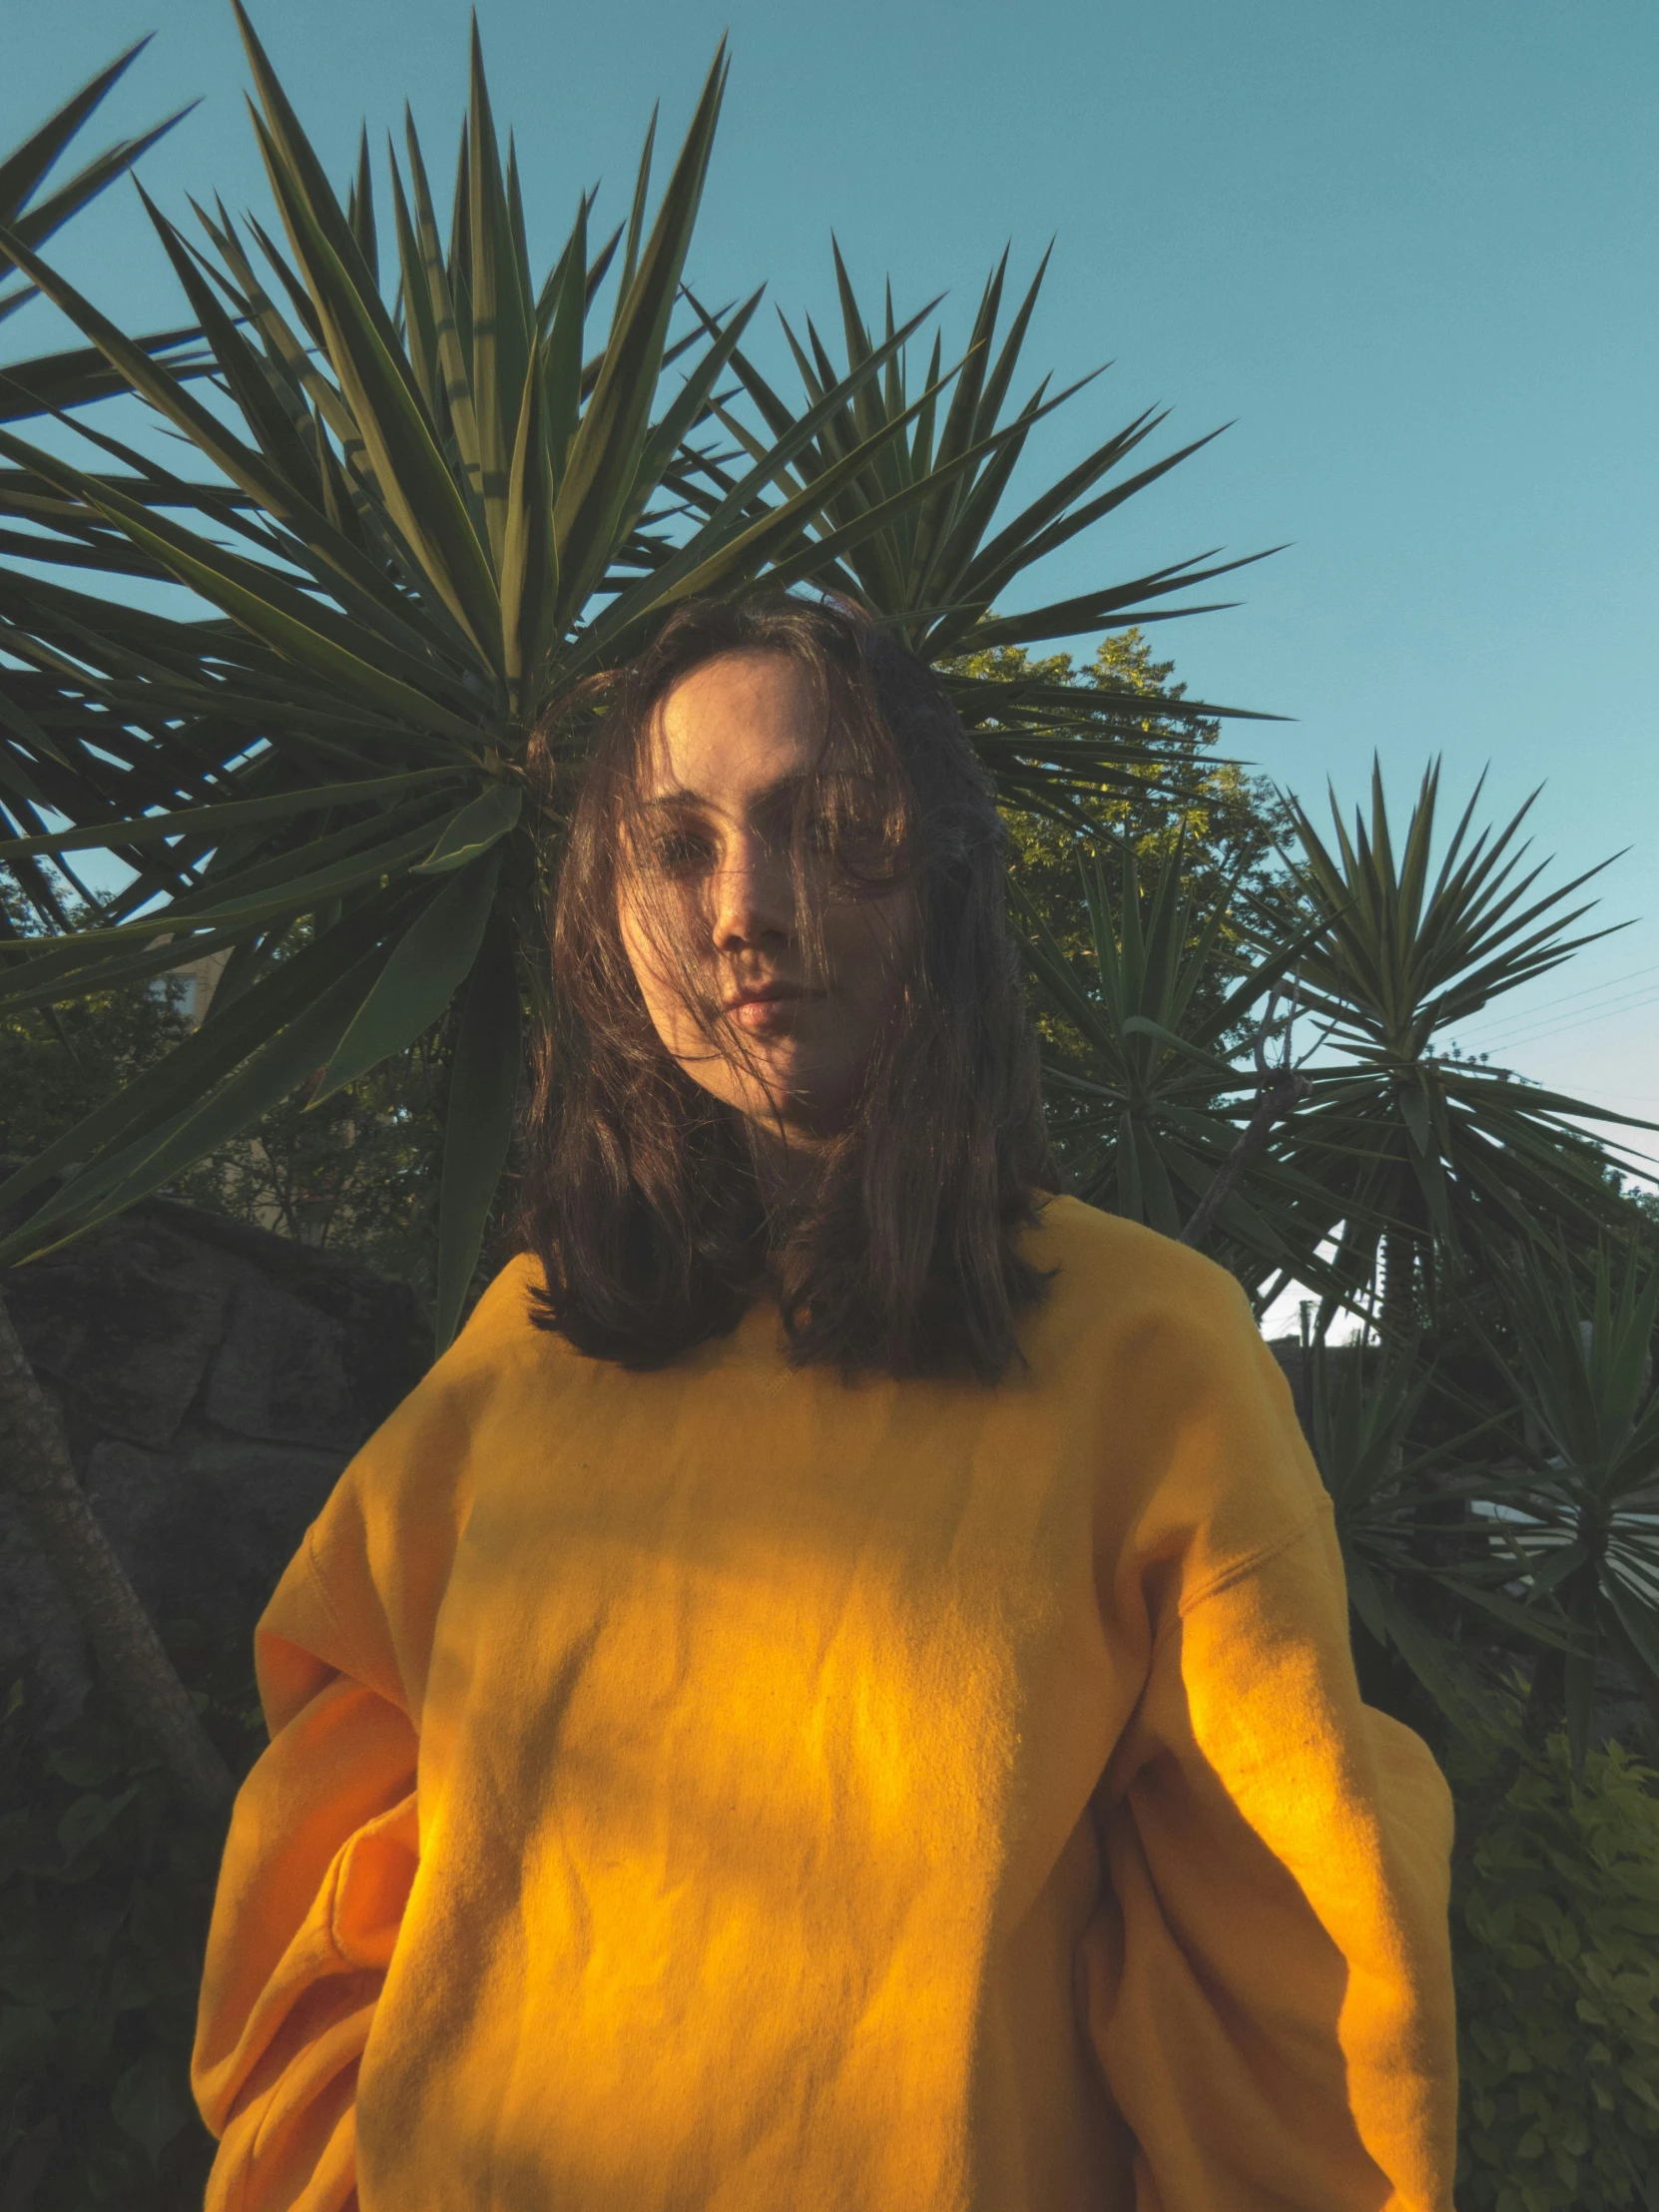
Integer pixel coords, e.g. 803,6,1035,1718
749,1122,830,1218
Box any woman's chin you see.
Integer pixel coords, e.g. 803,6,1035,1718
674,1032,862,1142
730,1066,855,1142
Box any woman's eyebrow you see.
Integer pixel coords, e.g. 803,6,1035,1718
641,774,808,815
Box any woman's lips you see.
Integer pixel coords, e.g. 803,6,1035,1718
726,987,813,1033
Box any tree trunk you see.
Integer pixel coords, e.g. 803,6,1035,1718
1379,1176,1433,1342
0,1281,234,1820
1180,1071,1310,1252
1523,1556,1599,1753
1522,1641,1565,1747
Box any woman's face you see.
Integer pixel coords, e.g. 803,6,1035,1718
617,649,915,1141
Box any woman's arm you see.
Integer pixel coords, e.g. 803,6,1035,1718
191,1259,527,2208
1081,1470,1458,2211
191,1532,420,2212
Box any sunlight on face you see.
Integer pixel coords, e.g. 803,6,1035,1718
617,650,915,1143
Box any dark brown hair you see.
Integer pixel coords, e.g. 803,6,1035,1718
517,593,1057,1381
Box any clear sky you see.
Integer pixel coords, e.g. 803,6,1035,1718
7,0,1658,1166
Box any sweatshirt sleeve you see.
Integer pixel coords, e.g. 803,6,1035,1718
190,1527,419,2212
190,1261,527,2211
1077,1290,1458,2212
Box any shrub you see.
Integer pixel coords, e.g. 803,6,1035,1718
1453,1721,1659,2211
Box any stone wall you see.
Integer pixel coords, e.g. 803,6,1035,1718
0,1197,428,1734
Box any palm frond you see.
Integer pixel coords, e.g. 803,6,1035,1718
0,39,205,407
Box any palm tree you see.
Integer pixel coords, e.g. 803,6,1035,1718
0,33,235,1823
0,9,1261,1348
0,37,200,432
0,38,207,932
688,244,1275,816
1305,1333,1576,1743
1476,1241,1659,1774
1013,835,1336,1297
1280,760,1650,1336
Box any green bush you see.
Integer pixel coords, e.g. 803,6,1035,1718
0,890,453,1298
1453,1721,1659,2211
0,1624,262,2212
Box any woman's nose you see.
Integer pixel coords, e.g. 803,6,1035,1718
710,832,791,951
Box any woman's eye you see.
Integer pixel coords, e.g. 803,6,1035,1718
648,830,711,872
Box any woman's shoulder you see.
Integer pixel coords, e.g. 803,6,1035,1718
351,1254,563,1463
305,1255,566,1546
452,1250,553,1359
1025,1194,1259,1343
1019,1193,1289,1421
1024,1196,1323,1569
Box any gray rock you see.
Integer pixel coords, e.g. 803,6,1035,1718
10,1220,230,1449
203,1266,361,1452
0,1193,429,1736
82,1433,348,1635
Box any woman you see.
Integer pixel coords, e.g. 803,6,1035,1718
193,596,1457,2211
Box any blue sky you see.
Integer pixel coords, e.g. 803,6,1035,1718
7,0,1658,1163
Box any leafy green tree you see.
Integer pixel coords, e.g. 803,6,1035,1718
0,937,189,1172
173,1031,452,1289
970,634,1302,1196
981,629,1295,932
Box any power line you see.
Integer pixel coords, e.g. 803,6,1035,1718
1476,993,1659,1058
1462,981,1659,1058
1478,983,1659,1051
1476,956,1659,1027
1459,957,1659,1049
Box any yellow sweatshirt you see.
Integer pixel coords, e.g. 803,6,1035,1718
193,1198,1457,2211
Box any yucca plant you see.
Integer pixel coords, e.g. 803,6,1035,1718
689,244,1275,819
0,10,1258,1348
1281,760,1651,1334
0,19,882,1347
1013,835,1335,1297
0,43,213,943
1474,1242,1659,1774
1307,1334,1574,1742
0,37,201,429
